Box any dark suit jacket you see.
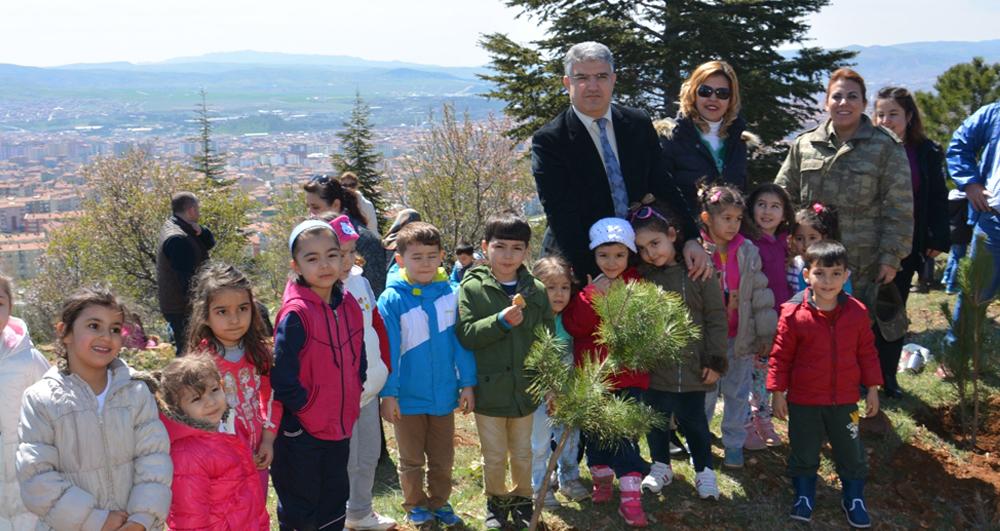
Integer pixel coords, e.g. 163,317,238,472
532,104,698,279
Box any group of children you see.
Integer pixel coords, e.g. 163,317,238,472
0,182,884,531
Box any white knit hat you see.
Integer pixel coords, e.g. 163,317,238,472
588,217,636,252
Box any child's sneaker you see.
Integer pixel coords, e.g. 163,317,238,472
756,415,783,447
640,461,673,493
617,472,648,527
345,511,397,530
723,447,744,469
432,503,462,528
558,478,591,501
590,465,615,503
407,507,434,526
743,421,767,451
695,469,720,500
484,497,508,530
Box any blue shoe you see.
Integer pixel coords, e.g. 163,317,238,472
841,478,872,528
723,447,744,469
408,506,434,525
789,476,816,522
432,503,463,527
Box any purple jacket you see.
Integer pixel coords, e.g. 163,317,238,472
751,232,791,311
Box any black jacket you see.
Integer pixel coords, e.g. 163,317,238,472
531,105,698,280
655,115,754,207
156,216,215,315
908,139,951,261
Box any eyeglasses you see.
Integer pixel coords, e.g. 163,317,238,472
696,85,732,100
629,206,670,225
570,73,612,85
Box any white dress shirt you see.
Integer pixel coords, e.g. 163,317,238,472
572,105,620,171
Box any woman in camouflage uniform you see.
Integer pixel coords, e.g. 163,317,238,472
774,68,913,344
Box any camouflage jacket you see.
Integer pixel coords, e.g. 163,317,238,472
775,115,913,299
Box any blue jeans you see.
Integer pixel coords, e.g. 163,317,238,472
943,243,968,293
530,403,580,491
705,341,753,450
948,213,1000,343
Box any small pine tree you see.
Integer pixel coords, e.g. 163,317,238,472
190,89,228,185
332,91,386,230
525,279,701,530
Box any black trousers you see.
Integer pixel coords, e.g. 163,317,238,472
163,313,188,357
272,428,351,531
787,403,867,480
644,389,712,471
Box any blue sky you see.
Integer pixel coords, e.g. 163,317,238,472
2,0,998,67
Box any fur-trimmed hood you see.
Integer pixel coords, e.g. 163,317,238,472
654,115,761,149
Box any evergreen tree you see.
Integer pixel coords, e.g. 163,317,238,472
480,0,855,174
190,89,228,185
332,92,387,230
916,57,1000,148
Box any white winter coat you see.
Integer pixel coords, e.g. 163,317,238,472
0,318,50,531
344,265,389,407
16,357,172,531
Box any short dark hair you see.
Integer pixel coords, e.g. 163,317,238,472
484,213,531,244
803,240,849,269
171,192,198,215
396,222,442,255
455,242,475,256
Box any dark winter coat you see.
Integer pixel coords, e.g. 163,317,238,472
906,138,951,265
156,216,214,315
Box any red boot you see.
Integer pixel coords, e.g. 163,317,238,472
590,465,614,503
617,472,648,527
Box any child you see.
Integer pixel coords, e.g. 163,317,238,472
787,202,853,295
156,353,268,530
629,200,727,501
270,219,365,531
449,242,477,287
744,183,796,448
698,185,777,469
17,287,172,531
529,256,589,507
562,217,650,527
186,261,279,501
456,213,552,530
768,241,882,528
0,276,50,530
328,215,397,531
377,220,477,528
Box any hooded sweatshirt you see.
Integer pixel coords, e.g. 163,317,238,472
377,268,476,415
0,317,49,530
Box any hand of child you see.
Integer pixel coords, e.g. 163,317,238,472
772,392,788,420
100,511,128,531
380,396,401,423
500,305,524,327
683,240,714,281
255,432,276,469
115,523,146,531
865,387,880,418
586,274,611,294
457,387,475,414
544,391,556,415
701,367,720,386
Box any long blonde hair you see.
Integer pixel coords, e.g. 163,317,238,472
678,60,742,138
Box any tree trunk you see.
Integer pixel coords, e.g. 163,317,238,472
529,428,571,531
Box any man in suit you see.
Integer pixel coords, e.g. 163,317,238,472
532,41,709,281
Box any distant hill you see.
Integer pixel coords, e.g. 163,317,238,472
839,39,1000,91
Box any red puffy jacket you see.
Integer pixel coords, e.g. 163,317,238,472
562,268,649,391
162,413,269,531
766,289,883,405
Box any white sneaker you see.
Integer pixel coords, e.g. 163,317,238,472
641,460,674,493
695,469,720,500
345,511,398,530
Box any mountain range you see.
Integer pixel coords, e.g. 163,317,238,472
1,40,998,133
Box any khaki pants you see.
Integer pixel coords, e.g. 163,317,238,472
474,413,533,498
393,413,455,511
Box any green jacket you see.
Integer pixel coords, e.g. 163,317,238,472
456,265,553,417
775,115,913,305
638,262,729,392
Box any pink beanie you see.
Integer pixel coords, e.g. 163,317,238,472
328,215,360,244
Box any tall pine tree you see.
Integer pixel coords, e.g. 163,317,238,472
480,0,855,173
190,89,228,185
332,92,386,230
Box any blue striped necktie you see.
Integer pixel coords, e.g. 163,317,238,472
596,117,629,218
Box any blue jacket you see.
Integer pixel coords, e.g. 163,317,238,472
377,268,477,415
947,102,1000,225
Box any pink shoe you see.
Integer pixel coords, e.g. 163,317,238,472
756,415,783,447
617,473,648,527
743,422,767,451
590,465,614,503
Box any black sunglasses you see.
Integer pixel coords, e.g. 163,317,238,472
697,85,732,100
309,174,331,184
